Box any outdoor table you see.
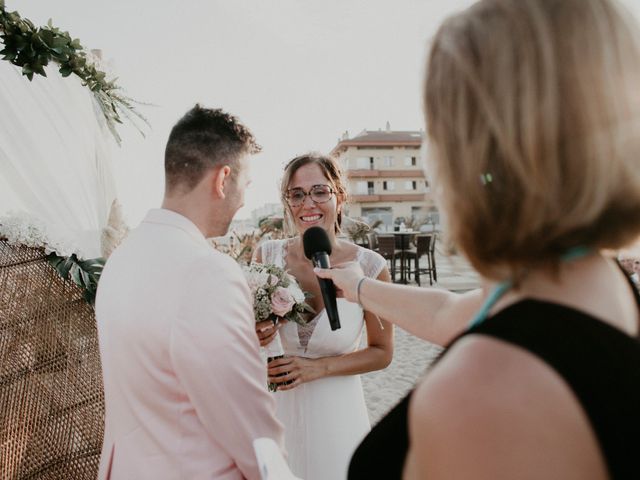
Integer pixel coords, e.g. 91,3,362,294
393,231,417,283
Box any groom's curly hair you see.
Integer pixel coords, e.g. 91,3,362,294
164,104,261,193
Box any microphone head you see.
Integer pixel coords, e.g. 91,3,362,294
302,226,332,259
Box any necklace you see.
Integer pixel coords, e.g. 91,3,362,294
468,246,592,329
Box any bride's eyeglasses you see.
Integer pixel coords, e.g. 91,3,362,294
285,185,335,207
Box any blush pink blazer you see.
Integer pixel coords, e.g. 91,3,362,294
96,209,284,479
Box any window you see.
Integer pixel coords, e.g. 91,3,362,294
356,157,369,169
362,207,393,228
357,181,368,194
383,156,393,167
367,181,375,195
369,157,375,170
404,180,417,191
425,180,430,192
427,207,440,226
403,156,417,167
411,156,417,166
383,180,395,191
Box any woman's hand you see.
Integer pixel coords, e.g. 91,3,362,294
313,261,365,304
255,317,285,347
267,356,327,391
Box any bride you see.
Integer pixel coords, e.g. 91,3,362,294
253,153,393,480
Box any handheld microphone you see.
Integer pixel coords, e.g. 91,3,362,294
302,226,341,331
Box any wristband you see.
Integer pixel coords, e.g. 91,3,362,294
356,277,367,308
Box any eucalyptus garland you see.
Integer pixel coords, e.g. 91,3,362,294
47,252,105,305
0,0,147,143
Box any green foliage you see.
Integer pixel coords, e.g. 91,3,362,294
258,216,285,237
0,2,147,143
345,218,382,244
212,217,287,264
47,252,105,305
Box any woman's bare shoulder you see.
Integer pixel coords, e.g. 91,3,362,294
407,335,607,479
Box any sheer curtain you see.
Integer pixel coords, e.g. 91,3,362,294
0,61,117,259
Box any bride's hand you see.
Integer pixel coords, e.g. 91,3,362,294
267,356,326,390
255,317,285,347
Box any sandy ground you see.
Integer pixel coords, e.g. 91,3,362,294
361,245,479,424
362,328,442,424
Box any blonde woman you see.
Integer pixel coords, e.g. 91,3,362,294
317,0,640,478
252,153,393,480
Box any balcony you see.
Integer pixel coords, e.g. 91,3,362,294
350,193,427,203
347,169,425,178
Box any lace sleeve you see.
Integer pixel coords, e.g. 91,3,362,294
359,248,387,279
255,239,286,267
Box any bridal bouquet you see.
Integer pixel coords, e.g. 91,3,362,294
242,262,313,360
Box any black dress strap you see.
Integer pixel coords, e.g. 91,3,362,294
466,300,640,479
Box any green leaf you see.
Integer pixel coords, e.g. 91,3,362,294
59,257,75,278
13,35,27,49
33,63,46,76
70,264,83,286
46,253,65,269
79,268,90,288
51,36,68,49
39,29,54,46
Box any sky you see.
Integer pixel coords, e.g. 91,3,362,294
12,0,640,224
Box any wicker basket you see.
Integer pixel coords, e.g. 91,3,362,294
0,240,104,480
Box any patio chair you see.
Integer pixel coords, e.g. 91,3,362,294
405,235,434,286
429,233,438,283
365,232,378,251
376,235,402,282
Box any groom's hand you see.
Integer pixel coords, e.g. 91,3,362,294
255,318,284,346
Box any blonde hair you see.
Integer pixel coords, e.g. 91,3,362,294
424,0,640,279
280,153,348,236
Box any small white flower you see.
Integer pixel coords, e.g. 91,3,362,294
243,268,270,294
287,282,305,303
0,212,80,257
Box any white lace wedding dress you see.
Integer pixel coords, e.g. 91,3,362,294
261,239,387,480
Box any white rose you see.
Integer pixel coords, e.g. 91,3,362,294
243,269,270,294
288,283,305,304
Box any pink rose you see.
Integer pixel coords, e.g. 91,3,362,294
271,287,295,317
268,274,279,287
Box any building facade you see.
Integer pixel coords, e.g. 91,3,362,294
331,127,437,228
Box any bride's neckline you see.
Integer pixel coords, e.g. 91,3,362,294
281,237,363,269
279,238,364,349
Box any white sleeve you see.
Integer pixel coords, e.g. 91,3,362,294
362,248,387,279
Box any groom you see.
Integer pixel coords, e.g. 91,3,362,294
96,105,284,480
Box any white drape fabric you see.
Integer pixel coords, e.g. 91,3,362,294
0,61,117,259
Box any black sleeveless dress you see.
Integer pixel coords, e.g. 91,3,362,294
349,287,640,479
